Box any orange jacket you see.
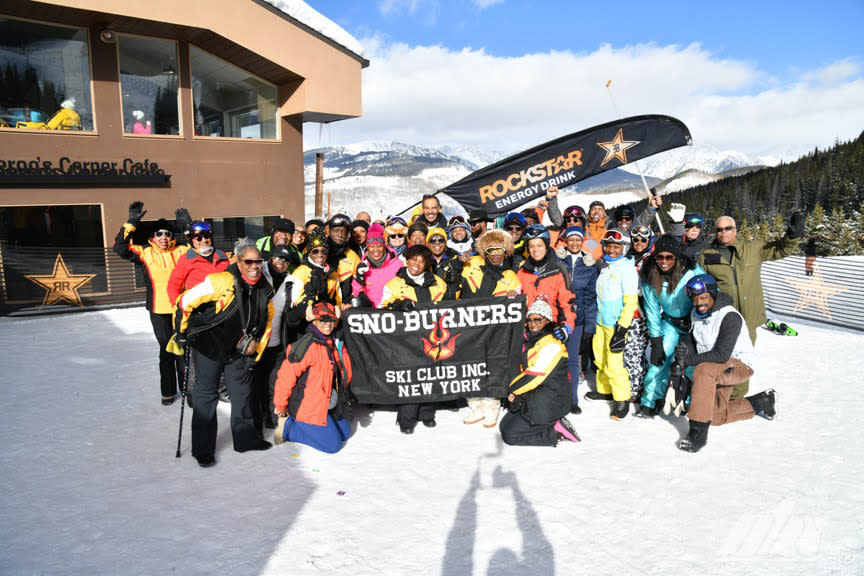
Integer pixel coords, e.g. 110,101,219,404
517,259,578,326
584,220,606,259
274,331,352,426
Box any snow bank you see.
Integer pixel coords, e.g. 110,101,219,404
1,308,862,575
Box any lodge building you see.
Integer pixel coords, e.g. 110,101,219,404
0,0,367,313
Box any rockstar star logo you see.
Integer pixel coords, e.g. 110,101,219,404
784,267,848,321
24,254,96,306
596,128,640,166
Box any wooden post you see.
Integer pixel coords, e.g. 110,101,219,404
315,153,324,218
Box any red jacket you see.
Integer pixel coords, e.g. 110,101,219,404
517,258,578,327
167,247,230,305
274,332,352,426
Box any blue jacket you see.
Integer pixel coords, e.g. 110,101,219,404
559,249,599,332
641,265,704,338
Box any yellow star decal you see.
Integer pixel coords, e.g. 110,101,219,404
24,254,96,306
596,128,640,166
784,267,847,321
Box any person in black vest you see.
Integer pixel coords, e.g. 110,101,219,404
172,238,275,467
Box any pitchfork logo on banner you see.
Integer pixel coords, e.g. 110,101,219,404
343,296,527,404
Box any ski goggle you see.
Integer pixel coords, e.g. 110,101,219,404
386,216,407,227
685,215,705,228
630,226,652,240
485,247,505,255
328,215,351,228
685,275,718,298
602,229,627,243
447,216,466,226
524,224,549,241
190,221,211,234
563,206,585,218
503,213,527,228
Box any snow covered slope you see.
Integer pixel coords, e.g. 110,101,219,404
619,145,773,180
1,308,862,575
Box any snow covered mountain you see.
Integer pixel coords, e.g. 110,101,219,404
302,141,770,220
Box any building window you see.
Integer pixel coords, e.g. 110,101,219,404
0,17,93,131
118,35,179,135
207,216,279,252
190,46,278,139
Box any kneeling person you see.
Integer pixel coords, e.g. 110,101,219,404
677,274,776,453
273,302,353,454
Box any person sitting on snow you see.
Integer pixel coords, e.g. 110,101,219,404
675,274,776,453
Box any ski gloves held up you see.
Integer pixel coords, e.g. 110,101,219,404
128,201,147,226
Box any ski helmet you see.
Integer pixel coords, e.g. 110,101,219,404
685,274,719,300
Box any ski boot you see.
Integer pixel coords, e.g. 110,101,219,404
633,404,655,419
584,391,613,402
747,389,776,420
610,401,629,420
678,420,710,452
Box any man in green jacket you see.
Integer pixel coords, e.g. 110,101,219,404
698,211,806,397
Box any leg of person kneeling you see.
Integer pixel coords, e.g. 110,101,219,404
284,415,351,454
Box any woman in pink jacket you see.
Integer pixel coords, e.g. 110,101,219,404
351,223,404,308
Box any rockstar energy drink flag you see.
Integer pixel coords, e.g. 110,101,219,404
439,114,692,216
343,296,526,404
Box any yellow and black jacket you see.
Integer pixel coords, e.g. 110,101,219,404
113,223,187,314
380,268,447,307
173,265,274,362
509,330,570,425
460,262,522,299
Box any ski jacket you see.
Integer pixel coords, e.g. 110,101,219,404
687,293,754,369
327,243,361,303
697,235,798,335
113,223,187,314
460,263,522,299
167,247,230,306
681,235,710,261
174,265,274,362
641,265,704,338
432,248,464,300
559,250,599,331
517,257,577,327
351,247,404,308
595,256,639,328
291,262,342,307
584,220,606,259
509,330,570,425
380,268,448,307
262,264,301,348
274,331,353,427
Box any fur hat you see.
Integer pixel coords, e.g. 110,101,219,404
476,229,514,257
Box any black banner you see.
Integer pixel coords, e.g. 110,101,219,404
438,114,692,216
343,296,526,404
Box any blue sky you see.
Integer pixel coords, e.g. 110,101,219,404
306,0,864,159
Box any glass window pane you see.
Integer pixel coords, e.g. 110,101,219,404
190,46,278,139
119,35,179,135
0,17,93,131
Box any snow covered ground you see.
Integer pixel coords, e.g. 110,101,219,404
1,308,862,576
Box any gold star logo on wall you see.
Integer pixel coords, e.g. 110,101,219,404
597,129,640,166
784,267,848,321
24,254,95,306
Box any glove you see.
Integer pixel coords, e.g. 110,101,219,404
580,332,595,353
355,261,369,286
443,262,458,285
391,299,415,312
553,323,572,343
128,201,147,226
788,211,807,239
667,203,686,223
649,336,666,366
609,324,628,353
351,291,374,309
305,269,324,300
175,207,192,234
175,332,187,347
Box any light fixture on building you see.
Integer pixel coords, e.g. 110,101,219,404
99,29,116,43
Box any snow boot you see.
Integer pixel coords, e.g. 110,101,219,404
482,399,501,428
400,424,415,434
678,420,710,453
633,404,655,419
161,395,176,406
570,404,582,415
584,391,613,402
746,389,776,420
554,418,581,444
422,418,436,428
196,455,216,468
610,401,629,420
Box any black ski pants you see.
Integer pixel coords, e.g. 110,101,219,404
252,347,283,429
397,403,436,429
149,312,183,398
190,349,264,460
499,411,558,447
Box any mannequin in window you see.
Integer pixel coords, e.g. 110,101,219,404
46,98,81,130
132,110,152,135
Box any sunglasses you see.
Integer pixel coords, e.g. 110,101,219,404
485,247,505,255
243,259,264,265
618,215,633,222
655,254,676,262
505,226,524,232
716,226,736,233
565,216,583,222
154,230,173,238
315,317,337,324
632,237,649,243
192,232,212,241
310,248,329,255
428,237,446,244
525,317,546,324
469,219,486,225
389,233,405,239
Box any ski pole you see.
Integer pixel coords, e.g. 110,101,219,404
176,344,191,458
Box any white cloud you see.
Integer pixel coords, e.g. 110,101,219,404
378,0,434,16
306,40,864,160
473,0,505,8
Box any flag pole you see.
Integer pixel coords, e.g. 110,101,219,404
605,80,665,235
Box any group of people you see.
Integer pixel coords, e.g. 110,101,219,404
115,187,805,466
